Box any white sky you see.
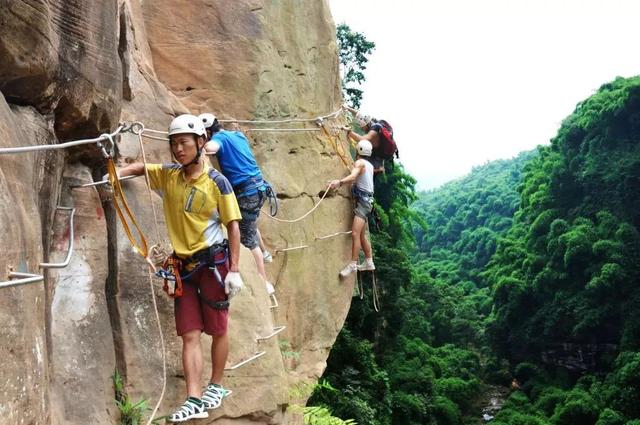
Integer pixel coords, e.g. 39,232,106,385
328,0,640,189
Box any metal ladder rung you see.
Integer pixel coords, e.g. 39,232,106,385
40,207,75,269
70,174,139,188
0,272,44,289
269,293,279,309
224,351,266,371
275,245,308,254
256,326,286,342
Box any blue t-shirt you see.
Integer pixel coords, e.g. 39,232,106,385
212,130,262,191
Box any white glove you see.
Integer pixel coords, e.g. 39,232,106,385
102,171,119,185
224,271,244,298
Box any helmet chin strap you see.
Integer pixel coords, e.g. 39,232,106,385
183,145,202,168
171,137,203,169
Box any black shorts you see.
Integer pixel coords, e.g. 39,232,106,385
237,191,266,249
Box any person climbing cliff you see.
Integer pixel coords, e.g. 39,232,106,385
343,105,398,173
329,139,376,277
114,114,242,422
199,113,276,297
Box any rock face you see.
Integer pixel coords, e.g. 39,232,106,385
0,1,353,424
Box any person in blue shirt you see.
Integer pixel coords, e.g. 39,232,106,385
199,113,275,297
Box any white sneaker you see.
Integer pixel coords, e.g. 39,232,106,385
201,384,232,410
263,250,273,263
167,398,209,422
358,258,375,271
266,281,276,295
339,262,358,278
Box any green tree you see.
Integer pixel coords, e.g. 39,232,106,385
336,24,375,108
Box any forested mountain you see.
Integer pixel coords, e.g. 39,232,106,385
316,21,640,425
483,76,640,424
310,152,533,424
315,76,640,425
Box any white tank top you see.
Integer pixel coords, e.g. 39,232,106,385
355,159,374,194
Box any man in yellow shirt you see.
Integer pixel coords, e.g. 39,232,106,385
116,114,242,422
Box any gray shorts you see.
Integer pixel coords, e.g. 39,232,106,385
354,198,373,219
237,191,266,249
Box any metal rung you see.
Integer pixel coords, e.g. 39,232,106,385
70,174,139,188
0,272,44,289
257,326,286,342
314,231,352,241
40,207,75,269
275,245,308,253
224,351,266,371
269,293,279,309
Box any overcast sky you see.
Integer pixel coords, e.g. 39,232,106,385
328,0,640,190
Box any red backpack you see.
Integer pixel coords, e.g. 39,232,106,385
373,120,399,160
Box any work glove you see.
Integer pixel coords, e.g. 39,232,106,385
102,171,119,185
224,271,244,298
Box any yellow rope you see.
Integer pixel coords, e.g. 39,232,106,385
107,158,149,259
318,124,352,171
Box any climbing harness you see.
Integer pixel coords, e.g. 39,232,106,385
264,182,279,217
352,186,374,206
156,242,230,300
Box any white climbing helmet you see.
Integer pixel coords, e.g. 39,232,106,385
355,112,372,128
199,113,217,129
168,114,206,137
356,140,372,157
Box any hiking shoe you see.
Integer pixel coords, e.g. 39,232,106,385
167,397,208,422
358,258,375,271
202,383,232,410
339,262,358,278
263,250,273,263
266,281,276,295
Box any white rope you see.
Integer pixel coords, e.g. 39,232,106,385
145,272,166,425
143,128,168,135
138,108,343,135
141,132,169,142
261,186,331,224
219,109,342,124
245,128,321,132
0,125,123,155
132,123,168,425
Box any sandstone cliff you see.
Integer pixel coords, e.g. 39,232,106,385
0,1,354,424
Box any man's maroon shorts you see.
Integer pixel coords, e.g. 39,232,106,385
174,262,229,337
